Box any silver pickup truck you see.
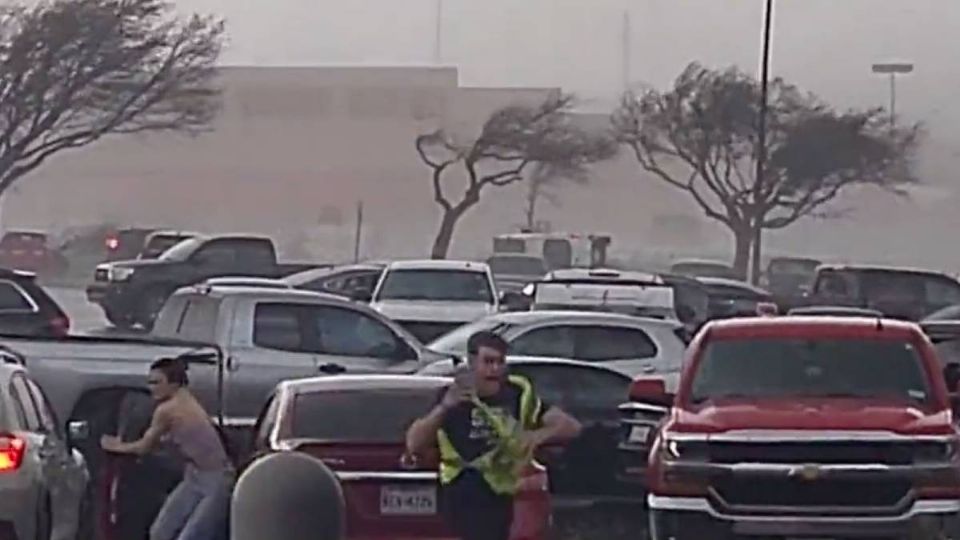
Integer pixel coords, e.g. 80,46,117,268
0,284,440,476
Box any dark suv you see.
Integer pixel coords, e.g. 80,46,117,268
809,265,960,321
0,269,70,337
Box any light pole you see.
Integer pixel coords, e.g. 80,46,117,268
871,62,913,129
750,0,774,284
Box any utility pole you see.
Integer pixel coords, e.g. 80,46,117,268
871,62,914,130
434,0,443,64
353,201,364,263
750,0,774,284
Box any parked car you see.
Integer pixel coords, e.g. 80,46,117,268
426,311,686,379
103,227,158,262
697,276,775,320
808,264,960,321
86,234,319,329
370,260,500,343
629,316,960,539
669,259,737,280
283,262,385,300
0,269,70,337
137,230,197,259
418,357,641,508
529,269,678,321
486,254,548,293
0,353,91,540
249,375,551,540
0,231,66,276
762,256,820,307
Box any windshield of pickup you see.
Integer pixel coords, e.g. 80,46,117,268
377,269,493,303
159,237,202,261
289,388,440,442
689,338,930,404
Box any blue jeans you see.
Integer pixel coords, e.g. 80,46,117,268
150,466,233,540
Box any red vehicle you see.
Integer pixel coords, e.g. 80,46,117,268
628,316,960,539
251,375,551,540
0,231,63,274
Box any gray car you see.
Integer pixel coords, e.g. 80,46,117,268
426,311,687,379
0,352,89,540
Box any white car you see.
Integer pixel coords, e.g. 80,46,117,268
426,310,686,379
370,260,499,343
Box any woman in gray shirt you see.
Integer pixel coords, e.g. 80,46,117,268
102,357,232,540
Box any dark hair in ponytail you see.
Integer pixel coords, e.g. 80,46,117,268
150,357,189,386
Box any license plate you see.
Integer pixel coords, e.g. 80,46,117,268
628,425,651,443
380,485,436,516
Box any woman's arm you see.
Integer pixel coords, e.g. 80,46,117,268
101,406,171,456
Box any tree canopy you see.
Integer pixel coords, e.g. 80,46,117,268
613,62,921,277
417,92,616,258
0,0,223,198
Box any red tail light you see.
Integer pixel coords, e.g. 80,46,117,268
0,434,25,472
49,316,70,337
105,237,119,250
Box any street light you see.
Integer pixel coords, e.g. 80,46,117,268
871,62,913,129
750,0,774,284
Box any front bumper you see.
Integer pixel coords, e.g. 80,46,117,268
649,495,960,538
85,282,136,312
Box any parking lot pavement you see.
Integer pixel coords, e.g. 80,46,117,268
47,285,143,336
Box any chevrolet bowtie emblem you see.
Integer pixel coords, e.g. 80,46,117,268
791,464,822,481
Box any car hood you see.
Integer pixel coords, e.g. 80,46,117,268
101,258,174,270
671,397,953,437
371,300,496,323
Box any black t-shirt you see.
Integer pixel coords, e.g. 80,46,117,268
436,376,549,462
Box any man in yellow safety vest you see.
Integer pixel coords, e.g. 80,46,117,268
406,331,582,540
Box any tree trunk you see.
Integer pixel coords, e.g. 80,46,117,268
524,188,537,231
430,209,461,259
731,225,753,280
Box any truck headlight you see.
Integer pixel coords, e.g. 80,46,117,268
109,267,135,282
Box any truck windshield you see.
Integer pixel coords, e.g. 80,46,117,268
690,338,930,404
290,388,440,442
378,269,493,303
159,238,203,261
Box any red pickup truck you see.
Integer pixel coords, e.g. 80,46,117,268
629,316,960,539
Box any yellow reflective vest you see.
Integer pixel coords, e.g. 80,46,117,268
436,375,542,495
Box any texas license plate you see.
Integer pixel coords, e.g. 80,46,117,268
380,485,437,516
628,425,651,443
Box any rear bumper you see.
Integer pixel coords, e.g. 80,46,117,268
649,495,960,537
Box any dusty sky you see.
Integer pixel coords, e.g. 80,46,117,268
172,0,960,173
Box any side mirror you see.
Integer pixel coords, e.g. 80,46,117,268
67,420,90,447
628,377,672,408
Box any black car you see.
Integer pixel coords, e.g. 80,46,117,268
418,357,640,507
0,269,70,337
697,276,775,320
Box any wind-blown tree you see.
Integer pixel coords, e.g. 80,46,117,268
0,0,223,207
613,63,920,278
521,162,588,232
416,93,616,258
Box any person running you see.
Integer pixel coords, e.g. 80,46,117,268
406,331,582,540
101,357,233,540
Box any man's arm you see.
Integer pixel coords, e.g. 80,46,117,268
529,405,581,447
405,403,449,456
101,405,171,456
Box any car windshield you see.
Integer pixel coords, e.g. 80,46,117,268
290,388,440,442
690,338,931,404
487,256,546,276
1,232,46,246
427,318,513,354
378,269,493,302
159,237,203,261
142,235,191,258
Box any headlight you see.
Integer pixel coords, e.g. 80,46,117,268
109,267,135,282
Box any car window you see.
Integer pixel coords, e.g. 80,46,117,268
925,278,960,306
253,303,307,352
511,364,630,414
573,326,658,361
24,379,59,438
9,375,40,432
290,388,439,442
308,306,399,359
378,269,493,303
174,297,221,342
0,281,34,312
152,295,191,337
817,270,855,298
510,326,576,358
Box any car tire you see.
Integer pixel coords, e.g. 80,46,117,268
35,495,51,540
102,309,132,331
135,288,169,331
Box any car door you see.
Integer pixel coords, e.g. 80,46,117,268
0,279,45,337
570,325,662,378
24,377,87,537
225,302,320,425
304,305,419,374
